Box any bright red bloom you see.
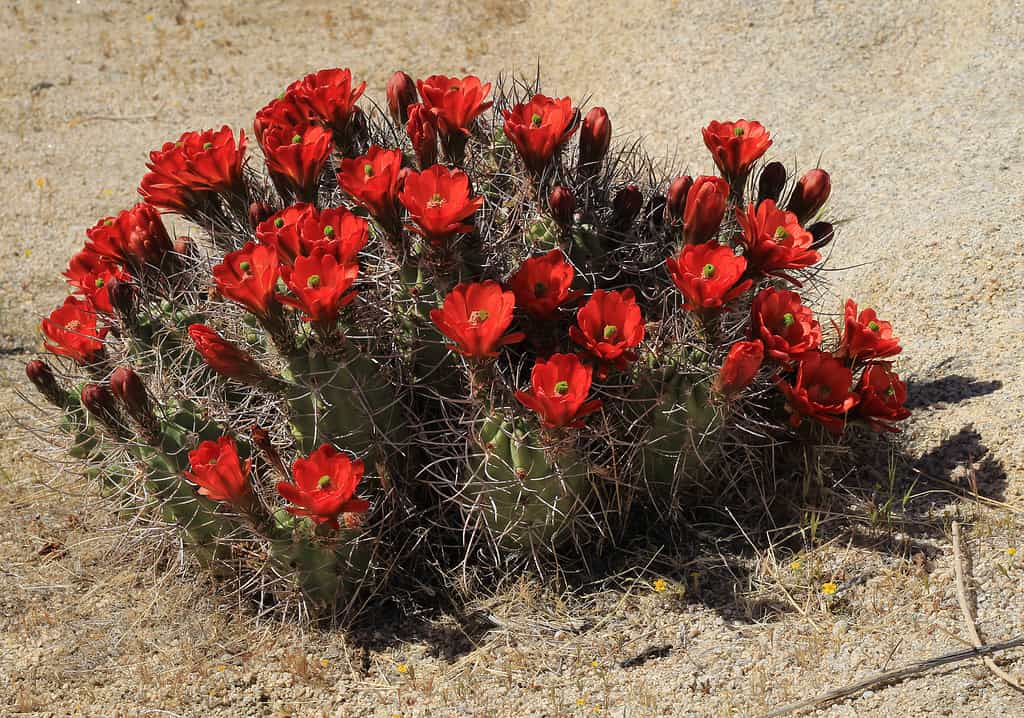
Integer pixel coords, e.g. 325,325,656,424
429,281,524,358
139,126,247,213
276,444,370,530
63,248,130,314
399,164,483,245
736,200,820,281
213,242,280,319
387,71,418,125
702,119,772,182
286,67,366,137
406,103,438,168
337,146,404,226
253,93,309,143
578,106,611,169
787,168,831,223
188,324,266,383
185,435,252,505
837,299,902,361
502,94,578,173
775,351,858,433
682,176,730,245
84,203,173,266
507,249,577,319
751,287,821,362
666,242,751,311
416,74,493,138
278,249,359,324
259,124,332,200
41,296,108,364
515,353,603,428
855,363,911,432
569,288,644,373
716,340,765,396
256,204,367,265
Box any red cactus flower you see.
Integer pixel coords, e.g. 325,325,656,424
515,353,603,428
286,67,366,137
41,296,108,364
579,106,611,169
666,242,752,312
855,363,911,432
399,164,483,245
63,248,131,314
569,288,644,373
256,204,367,265
337,146,404,227
682,176,730,245
430,281,525,359
387,71,418,125
716,340,765,397
416,74,493,139
751,287,822,362
253,93,309,143
507,249,577,319
787,168,831,223
139,126,247,213
188,324,267,383
736,200,820,282
85,203,173,266
836,299,902,361
277,444,370,530
406,103,438,168
185,435,252,505
213,242,280,319
278,249,359,324
259,124,332,200
502,94,578,174
775,351,859,433
701,119,772,183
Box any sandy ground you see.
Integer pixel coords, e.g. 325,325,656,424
1,0,1023,716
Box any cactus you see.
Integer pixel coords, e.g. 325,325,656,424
24,66,912,620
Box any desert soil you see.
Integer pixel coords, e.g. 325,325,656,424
1,1,1022,716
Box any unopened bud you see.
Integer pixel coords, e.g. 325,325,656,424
109,366,155,431
26,359,66,408
248,201,273,228
548,185,576,226
664,175,693,224
386,71,418,126
787,169,831,223
579,106,611,170
756,162,787,207
612,184,643,228
808,221,835,250
81,383,124,433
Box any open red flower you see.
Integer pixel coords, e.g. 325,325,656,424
416,74,493,139
41,296,108,364
286,67,366,137
855,363,911,432
837,299,901,362
502,94,578,174
406,103,439,168
337,146,404,228
569,288,644,373
776,351,858,433
63,248,131,314
256,204,367,265
188,324,266,383
682,176,730,245
736,200,819,282
399,164,483,245
702,119,772,183
254,93,309,143
507,249,577,320
85,203,173,266
139,126,247,213
276,444,370,530
751,287,821,362
666,242,751,311
259,124,332,200
716,340,765,397
515,353,603,428
430,281,524,359
213,242,280,319
185,435,252,505
278,249,359,325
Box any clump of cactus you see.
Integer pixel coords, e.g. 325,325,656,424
24,67,912,619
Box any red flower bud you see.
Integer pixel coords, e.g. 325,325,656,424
786,169,831,223
666,242,752,312
188,324,267,384
756,161,787,206
185,435,253,506
250,425,288,478
808,222,835,251
249,201,273,228
502,94,578,174
751,287,822,362
109,366,154,428
81,382,124,431
25,359,65,407
430,281,525,359
515,353,602,428
386,71,418,125
664,175,693,224
612,185,643,228
406,103,439,169
579,106,611,170
276,444,370,531
569,288,644,375
548,186,575,225
715,341,765,396
682,176,729,244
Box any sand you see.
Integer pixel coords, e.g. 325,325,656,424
1,0,1022,716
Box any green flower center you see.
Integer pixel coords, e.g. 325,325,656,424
733,127,745,137
318,475,332,490
427,192,445,209
603,324,618,340
534,281,547,298
363,163,373,177
553,380,570,396
774,226,788,240
307,274,321,288
469,309,489,325
531,113,543,127
202,142,213,150
782,312,795,327
104,220,114,227
274,217,285,228
868,321,880,332
885,386,896,397
323,225,334,237
94,278,105,288
291,133,302,144
701,263,716,279
239,261,251,272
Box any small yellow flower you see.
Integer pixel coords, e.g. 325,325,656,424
215,664,226,672
1007,547,1017,557
576,697,586,706
35,177,46,189
320,658,330,667
194,19,205,28
789,559,803,571
652,578,668,593
24,249,32,258
395,663,409,674
821,581,838,596
145,13,154,21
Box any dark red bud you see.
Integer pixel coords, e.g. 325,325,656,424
109,367,151,420
579,106,611,169
548,186,576,226
386,71,418,126
81,383,124,431
664,175,693,224
756,162,787,207
808,221,835,250
612,184,643,228
106,278,136,318
787,169,831,223
26,359,65,407
248,201,273,228
250,424,288,478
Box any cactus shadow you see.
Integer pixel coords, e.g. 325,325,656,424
904,374,1003,410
